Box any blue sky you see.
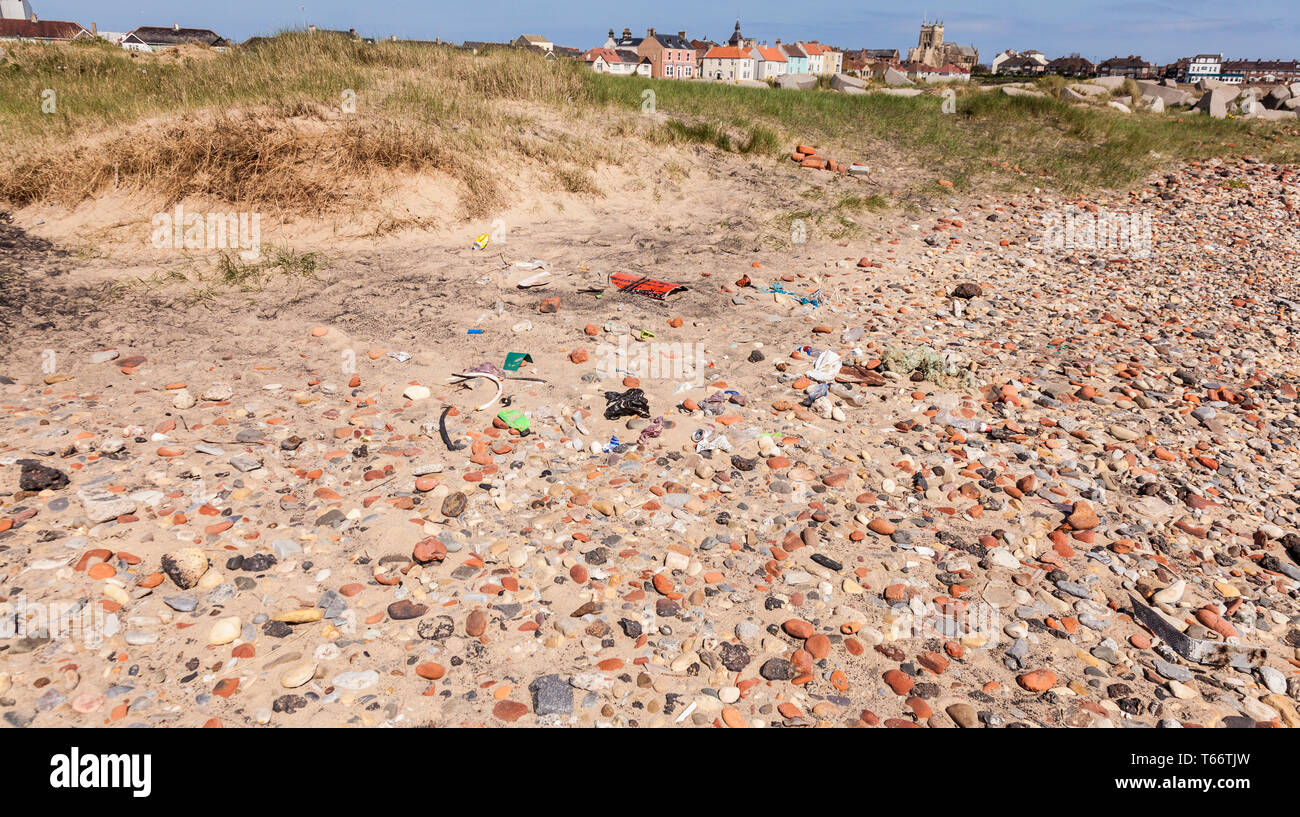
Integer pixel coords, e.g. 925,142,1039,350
31,0,1300,64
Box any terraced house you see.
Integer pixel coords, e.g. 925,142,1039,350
641,29,695,78
780,42,809,74
1222,59,1300,83
753,43,788,79
603,27,694,78
701,45,755,81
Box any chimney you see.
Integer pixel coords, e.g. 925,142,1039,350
29,11,36,22
622,28,630,39
647,27,655,38
173,22,180,31
678,30,686,39
92,22,98,35
308,24,317,33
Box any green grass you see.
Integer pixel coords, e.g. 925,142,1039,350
216,245,322,289
588,73,1300,191
0,32,1296,217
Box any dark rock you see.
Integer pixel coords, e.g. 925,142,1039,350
529,674,573,715
760,658,795,680
387,600,428,620
19,460,68,492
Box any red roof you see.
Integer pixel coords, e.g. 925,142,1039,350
0,19,89,40
935,63,969,74
704,46,751,60
757,46,787,62
583,47,620,63
799,42,827,55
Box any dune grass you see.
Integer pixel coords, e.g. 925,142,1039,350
0,32,1296,218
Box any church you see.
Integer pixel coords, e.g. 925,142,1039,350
905,19,979,71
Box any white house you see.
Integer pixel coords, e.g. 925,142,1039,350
752,44,787,79
581,46,651,76
1184,53,1243,83
701,45,755,82
992,49,1047,73
798,41,825,74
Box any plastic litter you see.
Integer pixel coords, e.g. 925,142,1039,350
503,352,534,371
497,408,531,435
807,349,843,382
447,370,502,411
637,416,665,446
603,388,650,420
609,272,688,300
693,427,733,453
767,282,824,306
801,382,830,407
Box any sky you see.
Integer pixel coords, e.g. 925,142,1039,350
28,0,1300,65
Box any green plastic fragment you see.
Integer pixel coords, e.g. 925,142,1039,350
497,408,531,433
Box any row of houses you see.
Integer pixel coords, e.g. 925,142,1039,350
993,49,1300,84
0,15,230,51
582,22,844,82
1168,54,1300,84
8,4,1291,90
993,51,1153,78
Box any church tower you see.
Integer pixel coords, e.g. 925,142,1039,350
918,19,944,50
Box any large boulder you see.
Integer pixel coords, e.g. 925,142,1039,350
1002,86,1045,98
883,67,913,86
1264,85,1293,109
831,72,866,93
876,87,923,97
1107,100,1132,113
1061,87,1087,102
1284,97,1300,111
776,73,817,90
1250,108,1298,121
1069,83,1110,96
1144,95,1165,113
1091,76,1129,90
1194,86,1239,119
735,79,767,88
1136,80,1193,106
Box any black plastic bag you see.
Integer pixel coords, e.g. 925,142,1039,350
604,388,650,420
